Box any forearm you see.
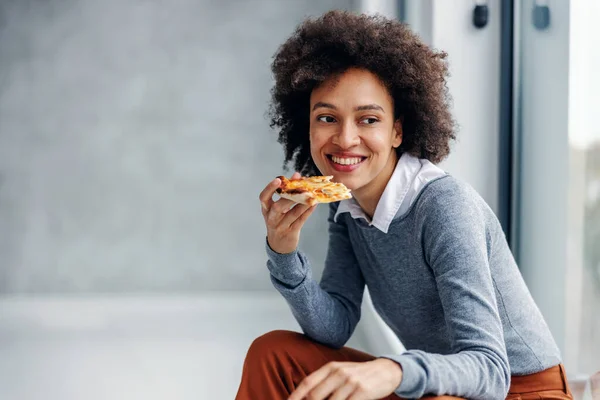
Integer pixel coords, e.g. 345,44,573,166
381,349,510,399
267,244,359,348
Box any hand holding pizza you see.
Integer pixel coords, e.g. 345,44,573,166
260,172,317,254
259,172,352,254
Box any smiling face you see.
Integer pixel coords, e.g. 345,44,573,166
309,68,403,200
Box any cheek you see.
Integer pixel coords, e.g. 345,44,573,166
309,130,328,154
362,135,387,153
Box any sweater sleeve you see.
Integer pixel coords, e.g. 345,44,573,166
266,203,366,348
380,186,511,399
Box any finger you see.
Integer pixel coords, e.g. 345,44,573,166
305,369,349,400
269,198,296,216
289,204,317,230
279,203,311,228
267,198,298,226
288,363,336,400
259,178,282,214
329,380,358,400
347,386,367,400
291,171,301,180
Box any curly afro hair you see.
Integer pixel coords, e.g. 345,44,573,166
268,10,456,175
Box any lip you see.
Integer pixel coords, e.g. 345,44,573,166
329,152,367,158
326,154,367,172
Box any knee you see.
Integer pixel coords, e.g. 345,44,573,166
245,330,307,360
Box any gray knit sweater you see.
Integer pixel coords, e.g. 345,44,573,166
266,175,561,399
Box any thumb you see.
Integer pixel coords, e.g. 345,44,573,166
291,171,302,179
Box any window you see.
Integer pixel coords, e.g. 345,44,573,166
514,0,600,384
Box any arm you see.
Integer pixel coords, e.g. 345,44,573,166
267,202,366,348
380,187,510,399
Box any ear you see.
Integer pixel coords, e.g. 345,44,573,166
392,119,403,148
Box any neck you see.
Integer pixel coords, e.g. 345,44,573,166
352,151,399,219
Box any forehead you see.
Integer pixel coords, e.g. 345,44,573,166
310,68,392,107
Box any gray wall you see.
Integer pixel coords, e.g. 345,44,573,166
0,0,354,294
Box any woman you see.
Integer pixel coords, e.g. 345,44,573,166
236,10,572,400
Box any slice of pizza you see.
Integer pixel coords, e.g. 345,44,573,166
276,175,352,206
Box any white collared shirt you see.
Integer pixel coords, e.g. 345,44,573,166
333,153,447,233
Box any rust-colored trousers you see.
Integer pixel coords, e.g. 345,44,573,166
235,330,573,400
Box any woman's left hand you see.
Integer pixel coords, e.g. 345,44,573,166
288,358,403,400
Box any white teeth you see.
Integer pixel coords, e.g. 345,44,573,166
331,156,363,165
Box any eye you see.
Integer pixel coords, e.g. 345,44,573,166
317,116,336,123
360,117,379,125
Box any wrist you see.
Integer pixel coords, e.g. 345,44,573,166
265,239,306,287
266,237,297,255
379,358,403,387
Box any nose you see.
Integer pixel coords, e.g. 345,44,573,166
332,121,360,149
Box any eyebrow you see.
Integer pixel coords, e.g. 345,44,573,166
355,104,385,112
312,102,385,113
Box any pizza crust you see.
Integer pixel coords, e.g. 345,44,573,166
278,192,319,206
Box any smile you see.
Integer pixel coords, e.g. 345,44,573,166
326,155,367,172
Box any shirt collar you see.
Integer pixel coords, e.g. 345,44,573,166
333,153,437,233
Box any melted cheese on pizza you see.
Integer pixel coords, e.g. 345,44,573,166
276,175,352,204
